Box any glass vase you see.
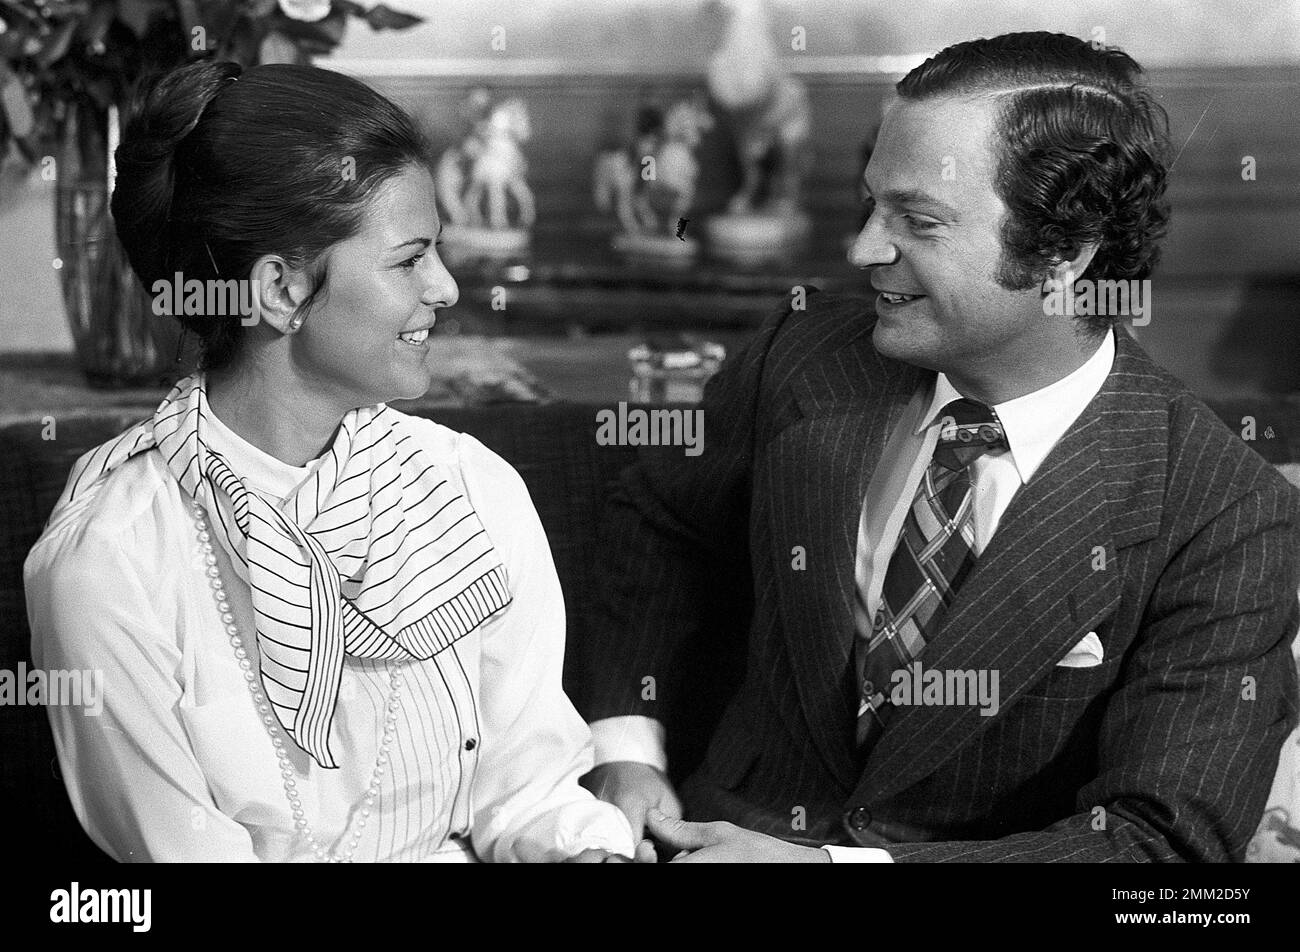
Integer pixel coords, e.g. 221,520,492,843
53,105,182,389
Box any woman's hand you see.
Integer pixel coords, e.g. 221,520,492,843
581,761,683,841
563,841,657,863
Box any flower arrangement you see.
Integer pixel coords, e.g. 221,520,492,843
0,0,423,387
0,0,423,171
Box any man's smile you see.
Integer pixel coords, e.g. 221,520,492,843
878,291,925,305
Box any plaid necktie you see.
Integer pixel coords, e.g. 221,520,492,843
854,397,1009,751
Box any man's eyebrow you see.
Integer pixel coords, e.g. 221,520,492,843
861,181,959,219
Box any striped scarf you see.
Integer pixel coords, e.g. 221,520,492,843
53,373,512,768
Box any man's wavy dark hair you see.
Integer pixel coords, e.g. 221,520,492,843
897,32,1172,333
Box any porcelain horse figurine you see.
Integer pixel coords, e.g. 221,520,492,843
460,98,535,231
434,87,492,228
594,98,714,238
704,0,812,261
707,0,810,214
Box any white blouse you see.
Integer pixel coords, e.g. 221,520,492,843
25,406,634,862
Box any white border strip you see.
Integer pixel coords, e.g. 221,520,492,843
317,54,932,78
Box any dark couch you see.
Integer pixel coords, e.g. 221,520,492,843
4,397,1300,863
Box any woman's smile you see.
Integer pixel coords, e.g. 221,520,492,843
397,325,432,347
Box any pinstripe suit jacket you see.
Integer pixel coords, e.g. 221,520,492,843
586,289,1300,862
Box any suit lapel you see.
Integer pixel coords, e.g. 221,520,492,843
765,323,927,791
854,330,1170,802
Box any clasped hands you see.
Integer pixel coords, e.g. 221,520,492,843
568,761,829,863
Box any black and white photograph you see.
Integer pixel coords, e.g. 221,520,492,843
0,0,1296,930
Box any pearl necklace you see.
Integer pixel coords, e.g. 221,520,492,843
191,500,405,863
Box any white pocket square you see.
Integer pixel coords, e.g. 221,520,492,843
1057,631,1104,668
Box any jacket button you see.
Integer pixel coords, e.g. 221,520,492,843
847,806,872,831
464,738,477,751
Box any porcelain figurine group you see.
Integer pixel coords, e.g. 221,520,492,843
437,0,812,266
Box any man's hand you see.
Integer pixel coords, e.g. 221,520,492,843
581,761,683,839
645,808,830,863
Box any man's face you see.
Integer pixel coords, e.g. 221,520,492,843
850,95,1051,381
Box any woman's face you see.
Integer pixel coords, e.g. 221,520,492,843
289,164,458,407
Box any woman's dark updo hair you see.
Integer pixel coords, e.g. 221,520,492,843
112,59,431,371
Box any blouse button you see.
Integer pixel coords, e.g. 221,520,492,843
464,738,477,751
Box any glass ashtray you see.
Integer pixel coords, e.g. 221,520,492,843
628,339,726,403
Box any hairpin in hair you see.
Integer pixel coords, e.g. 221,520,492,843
204,240,221,276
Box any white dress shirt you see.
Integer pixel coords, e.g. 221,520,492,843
26,406,635,862
593,330,1117,862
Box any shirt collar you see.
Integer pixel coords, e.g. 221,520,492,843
917,329,1116,485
